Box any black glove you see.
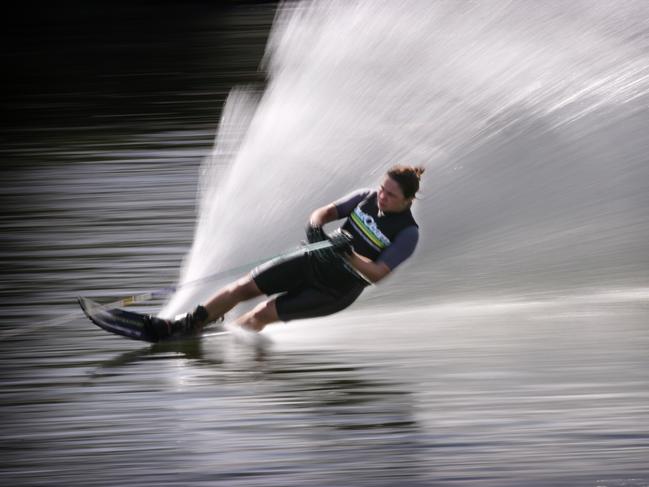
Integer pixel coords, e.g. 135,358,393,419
311,229,354,267
305,223,327,243
328,229,353,255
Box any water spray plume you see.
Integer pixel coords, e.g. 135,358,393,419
161,0,649,318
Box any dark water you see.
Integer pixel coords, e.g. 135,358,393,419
2,3,648,486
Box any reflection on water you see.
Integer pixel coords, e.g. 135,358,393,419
2,302,648,486
2,340,425,487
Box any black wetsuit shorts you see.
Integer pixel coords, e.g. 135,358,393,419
252,252,367,322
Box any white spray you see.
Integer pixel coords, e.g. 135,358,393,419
161,0,649,318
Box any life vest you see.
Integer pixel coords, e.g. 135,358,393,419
342,191,418,261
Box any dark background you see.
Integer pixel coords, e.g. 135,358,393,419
1,1,277,167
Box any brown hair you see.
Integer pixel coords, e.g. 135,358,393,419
387,165,425,199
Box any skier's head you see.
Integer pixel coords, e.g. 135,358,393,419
378,165,425,212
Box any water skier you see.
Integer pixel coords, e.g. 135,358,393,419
150,165,424,338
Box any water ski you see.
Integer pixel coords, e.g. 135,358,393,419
78,297,224,343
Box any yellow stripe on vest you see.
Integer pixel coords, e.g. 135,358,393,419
350,211,387,249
